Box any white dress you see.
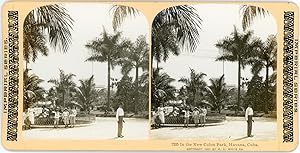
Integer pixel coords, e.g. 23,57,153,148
28,108,35,125
158,107,165,124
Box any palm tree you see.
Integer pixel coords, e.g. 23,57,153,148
152,68,176,108
205,75,231,113
249,35,277,113
111,5,140,31
152,5,202,50
250,35,277,84
85,28,130,109
46,87,58,104
75,75,98,114
138,71,150,111
48,69,76,107
24,4,73,64
245,74,265,111
139,71,149,95
240,5,268,31
114,74,134,112
23,69,45,111
152,23,180,68
111,5,202,67
118,35,148,113
178,68,207,106
215,26,259,111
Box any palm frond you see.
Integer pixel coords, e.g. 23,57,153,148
33,4,74,52
240,5,268,31
86,55,107,62
216,54,236,62
153,5,202,52
111,5,139,31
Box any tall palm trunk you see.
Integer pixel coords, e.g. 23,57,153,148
135,66,139,114
264,64,269,113
151,53,154,69
193,91,197,106
62,91,65,108
237,59,241,113
25,61,28,70
107,57,111,110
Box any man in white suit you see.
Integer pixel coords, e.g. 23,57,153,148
116,103,125,138
245,104,254,137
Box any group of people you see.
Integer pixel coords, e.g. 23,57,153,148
23,102,255,138
152,103,207,128
23,106,78,128
153,103,255,137
23,106,51,127
53,107,77,128
184,106,207,127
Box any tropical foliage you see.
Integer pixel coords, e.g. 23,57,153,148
23,4,151,115
75,75,99,114
23,69,45,111
111,5,140,31
152,68,176,108
250,35,277,83
246,35,277,113
215,26,260,111
152,22,180,68
23,4,277,117
48,70,76,107
152,5,202,51
118,35,149,113
85,28,130,109
205,75,231,113
111,5,202,67
23,4,73,63
244,75,266,111
113,75,135,112
178,69,207,106
240,5,268,31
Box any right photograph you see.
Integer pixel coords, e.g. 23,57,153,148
150,4,277,140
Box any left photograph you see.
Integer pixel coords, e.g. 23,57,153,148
22,3,149,140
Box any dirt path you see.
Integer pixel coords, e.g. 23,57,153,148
23,117,148,140
150,117,277,140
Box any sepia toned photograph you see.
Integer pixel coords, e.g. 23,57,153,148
1,0,298,151
150,4,277,141
22,3,149,140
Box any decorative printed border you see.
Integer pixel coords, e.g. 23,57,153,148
283,11,294,143
6,11,19,141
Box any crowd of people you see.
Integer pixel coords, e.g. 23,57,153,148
23,106,78,128
188,106,207,127
152,103,256,137
23,103,126,138
152,103,208,128
53,107,78,128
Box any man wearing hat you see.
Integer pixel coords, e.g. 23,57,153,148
245,104,254,137
116,103,125,138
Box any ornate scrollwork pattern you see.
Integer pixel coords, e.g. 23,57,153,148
6,11,19,141
283,11,294,143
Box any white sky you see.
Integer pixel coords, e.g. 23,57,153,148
158,4,277,88
28,3,149,90
28,4,277,90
